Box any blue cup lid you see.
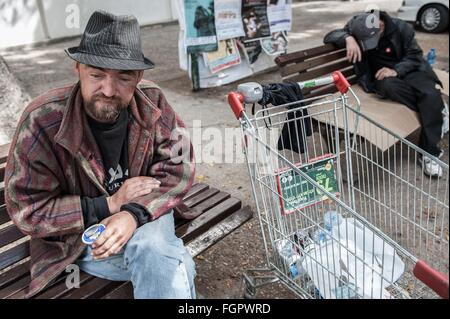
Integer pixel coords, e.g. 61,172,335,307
82,224,106,245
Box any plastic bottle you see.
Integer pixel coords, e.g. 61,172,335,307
312,229,328,244
427,48,436,66
323,211,343,233
313,211,343,244
276,239,302,279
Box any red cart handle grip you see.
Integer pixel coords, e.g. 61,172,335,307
413,259,449,299
228,92,245,119
332,71,351,94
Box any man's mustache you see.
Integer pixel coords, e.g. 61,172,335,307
92,95,121,103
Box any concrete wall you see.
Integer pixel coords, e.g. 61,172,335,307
0,0,178,49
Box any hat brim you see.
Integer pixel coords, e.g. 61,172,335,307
359,33,380,52
65,47,155,70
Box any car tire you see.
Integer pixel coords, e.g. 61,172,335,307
418,4,449,33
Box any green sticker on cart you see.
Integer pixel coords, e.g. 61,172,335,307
276,155,339,215
303,81,316,88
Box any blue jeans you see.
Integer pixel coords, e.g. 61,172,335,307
76,211,196,299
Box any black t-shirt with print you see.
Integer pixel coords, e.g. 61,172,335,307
81,109,149,228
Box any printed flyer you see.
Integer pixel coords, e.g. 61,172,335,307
267,0,292,33
185,0,218,53
204,39,241,73
214,0,245,40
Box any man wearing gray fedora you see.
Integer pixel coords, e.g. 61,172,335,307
5,10,196,299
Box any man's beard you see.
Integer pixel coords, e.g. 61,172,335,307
84,94,127,123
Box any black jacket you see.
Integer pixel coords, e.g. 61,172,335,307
323,11,441,93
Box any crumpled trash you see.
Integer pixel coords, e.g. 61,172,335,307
301,217,405,299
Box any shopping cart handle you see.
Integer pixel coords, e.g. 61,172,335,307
228,92,245,119
332,71,351,94
413,259,449,299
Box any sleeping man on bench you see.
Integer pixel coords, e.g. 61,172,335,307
4,10,196,299
324,10,447,177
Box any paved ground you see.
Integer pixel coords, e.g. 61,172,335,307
0,0,448,298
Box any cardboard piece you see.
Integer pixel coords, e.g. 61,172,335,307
311,69,449,152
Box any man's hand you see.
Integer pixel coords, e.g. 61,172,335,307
375,67,398,80
106,176,160,214
345,36,362,64
91,211,137,260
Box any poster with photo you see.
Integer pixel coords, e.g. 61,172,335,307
267,0,292,33
241,0,271,42
260,31,288,56
214,0,245,40
203,39,241,73
240,39,263,65
184,0,218,53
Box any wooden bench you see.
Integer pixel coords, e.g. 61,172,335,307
275,43,449,152
0,142,253,299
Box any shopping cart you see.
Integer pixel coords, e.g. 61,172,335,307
227,71,449,299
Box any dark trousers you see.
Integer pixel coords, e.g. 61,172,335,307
374,71,444,156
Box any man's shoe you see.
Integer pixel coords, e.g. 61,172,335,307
442,101,449,138
420,155,443,178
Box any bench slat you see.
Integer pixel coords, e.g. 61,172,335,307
0,224,26,247
174,183,210,221
0,162,5,181
34,272,93,299
0,275,30,299
0,242,30,271
186,206,253,257
0,205,10,225
0,261,30,290
183,183,209,201
62,277,122,299
0,143,10,164
275,43,337,67
0,185,4,206
176,197,242,243
178,191,230,220
102,282,133,299
190,191,230,212
280,50,347,77
175,186,219,226
182,187,220,207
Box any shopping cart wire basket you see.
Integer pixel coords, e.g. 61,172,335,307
228,71,449,299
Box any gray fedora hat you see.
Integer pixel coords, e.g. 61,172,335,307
65,10,154,70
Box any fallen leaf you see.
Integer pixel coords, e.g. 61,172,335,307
196,175,206,182
406,282,414,293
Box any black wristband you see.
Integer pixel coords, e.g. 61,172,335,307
121,203,149,227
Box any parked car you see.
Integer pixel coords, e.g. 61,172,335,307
398,0,449,33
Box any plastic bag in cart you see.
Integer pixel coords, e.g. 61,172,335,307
301,217,405,299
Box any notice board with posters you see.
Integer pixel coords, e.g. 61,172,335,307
275,154,340,215
175,0,292,89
